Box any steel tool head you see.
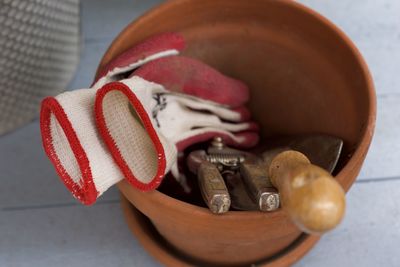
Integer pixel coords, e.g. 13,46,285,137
263,134,343,173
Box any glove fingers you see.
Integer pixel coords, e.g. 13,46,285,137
95,79,177,191
165,94,250,122
175,128,259,151
232,106,251,121
176,111,258,133
132,56,249,107
218,121,259,132
40,90,124,205
93,32,185,87
153,95,257,141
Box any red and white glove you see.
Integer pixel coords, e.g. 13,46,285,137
94,56,259,191
40,33,185,205
40,32,259,205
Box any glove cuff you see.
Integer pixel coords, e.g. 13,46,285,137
40,91,124,205
95,79,177,191
40,97,98,205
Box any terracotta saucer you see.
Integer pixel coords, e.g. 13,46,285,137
120,194,320,267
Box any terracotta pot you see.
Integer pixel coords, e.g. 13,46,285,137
97,0,376,266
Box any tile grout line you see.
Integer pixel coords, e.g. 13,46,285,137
1,199,120,212
375,92,400,98
355,176,400,184
2,176,400,212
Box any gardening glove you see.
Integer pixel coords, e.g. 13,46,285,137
93,32,184,88
40,33,185,205
94,56,259,192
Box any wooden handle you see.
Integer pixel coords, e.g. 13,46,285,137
268,151,345,234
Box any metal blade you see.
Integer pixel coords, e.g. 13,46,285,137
262,135,343,174
289,135,343,173
224,172,259,211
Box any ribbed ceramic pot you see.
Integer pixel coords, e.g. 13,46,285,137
96,0,376,266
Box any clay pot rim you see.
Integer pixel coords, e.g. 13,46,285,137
100,0,376,217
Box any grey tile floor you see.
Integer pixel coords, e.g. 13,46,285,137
1,0,399,266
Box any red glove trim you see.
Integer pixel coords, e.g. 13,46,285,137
95,82,167,191
93,32,185,85
40,97,98,205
